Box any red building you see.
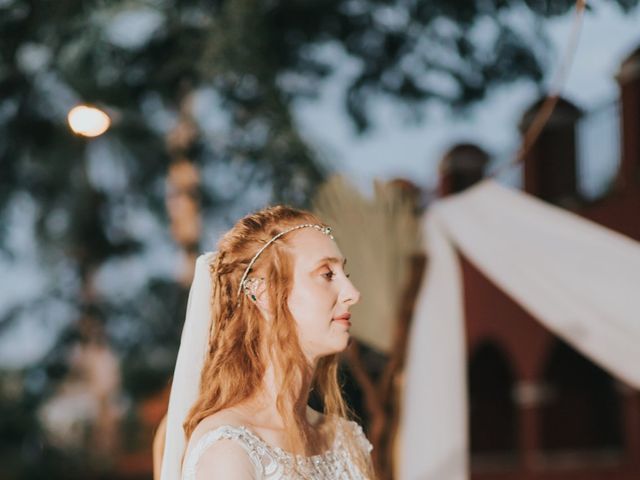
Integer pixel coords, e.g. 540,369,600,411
438,47,640,480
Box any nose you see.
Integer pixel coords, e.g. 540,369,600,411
342,277,361,306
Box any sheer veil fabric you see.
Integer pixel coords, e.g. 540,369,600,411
160,252,217,480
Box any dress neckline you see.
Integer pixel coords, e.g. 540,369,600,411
229,423,341,461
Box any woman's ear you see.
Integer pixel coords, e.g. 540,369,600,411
245,277,272,318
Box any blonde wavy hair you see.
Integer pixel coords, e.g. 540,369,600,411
183,205,375,477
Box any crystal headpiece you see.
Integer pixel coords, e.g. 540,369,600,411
236,223,334,300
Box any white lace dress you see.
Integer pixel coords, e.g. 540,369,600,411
182,419,373,479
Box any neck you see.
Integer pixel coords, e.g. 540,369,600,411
243,358,316,429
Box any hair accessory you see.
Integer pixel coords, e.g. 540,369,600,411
236,223,334,301
242,276,264,302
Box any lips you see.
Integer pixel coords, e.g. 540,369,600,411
332,312,352,327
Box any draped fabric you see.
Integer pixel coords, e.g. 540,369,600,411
399,179,640,480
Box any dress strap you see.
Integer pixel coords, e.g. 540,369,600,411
344,419,374,454
182,425,263,480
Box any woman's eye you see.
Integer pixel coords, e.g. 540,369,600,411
322,270,350,280
322,270,335,280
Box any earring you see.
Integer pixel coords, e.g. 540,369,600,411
242,277,263,302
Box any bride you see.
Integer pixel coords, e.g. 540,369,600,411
159,205,375,479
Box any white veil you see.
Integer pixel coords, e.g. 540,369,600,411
160,251,217,480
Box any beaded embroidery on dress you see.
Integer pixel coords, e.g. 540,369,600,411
182,418,373,479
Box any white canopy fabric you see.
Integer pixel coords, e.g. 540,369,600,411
399,178,640,480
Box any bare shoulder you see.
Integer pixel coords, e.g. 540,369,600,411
192,437,258,480
186,408,249,454
183,408,257,479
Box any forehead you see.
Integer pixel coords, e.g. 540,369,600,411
287,228,343,265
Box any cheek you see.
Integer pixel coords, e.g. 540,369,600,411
288,279,336,330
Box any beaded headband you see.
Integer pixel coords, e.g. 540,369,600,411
236,223,334,301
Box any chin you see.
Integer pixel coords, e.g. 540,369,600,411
331,335,351,353
315,339,349,358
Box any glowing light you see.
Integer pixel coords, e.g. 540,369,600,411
67,105,111,137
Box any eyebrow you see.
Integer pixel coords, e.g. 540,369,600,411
313,256,347,268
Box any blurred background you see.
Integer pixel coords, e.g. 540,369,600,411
1,0,640,479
